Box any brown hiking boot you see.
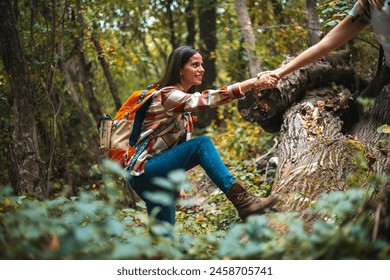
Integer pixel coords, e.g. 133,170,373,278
226,180,279,221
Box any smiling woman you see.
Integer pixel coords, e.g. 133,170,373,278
177,52,204,92
125,46,280,235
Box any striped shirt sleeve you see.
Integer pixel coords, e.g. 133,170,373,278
161,83,245,113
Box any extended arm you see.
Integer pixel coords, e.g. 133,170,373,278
238,73,279,93
160,74,279,113
274,15,368,78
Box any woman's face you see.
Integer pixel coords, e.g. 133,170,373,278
179,52,204,90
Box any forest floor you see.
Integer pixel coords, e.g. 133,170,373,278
178,167,219,207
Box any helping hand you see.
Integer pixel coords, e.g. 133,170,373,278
254,71,281,90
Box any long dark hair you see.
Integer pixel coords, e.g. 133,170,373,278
154,46,199,93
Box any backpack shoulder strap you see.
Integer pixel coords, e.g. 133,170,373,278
129,96,154,147
376,44,384,75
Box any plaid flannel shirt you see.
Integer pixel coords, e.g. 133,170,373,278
128,83,245,176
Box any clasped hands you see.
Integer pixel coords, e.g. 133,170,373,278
253,71,280,90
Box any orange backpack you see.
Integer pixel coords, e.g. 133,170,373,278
98,86,156,167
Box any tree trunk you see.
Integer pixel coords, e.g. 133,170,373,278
0,0,45,196
74,40,103,117
140,35,161,78
234,0,261,77
186,0,195,47
271,0,286,24
58,41,93,124
369,81,390,242
75,0,121,111
238,51,365,133
239,51,389,222
350,64,390,175
90,32,122,110
305,0,322,45
272,91,372,216
164,0,177,49
197,0,218,128
374,148,390,242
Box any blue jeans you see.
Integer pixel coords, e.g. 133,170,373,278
130,136,235,225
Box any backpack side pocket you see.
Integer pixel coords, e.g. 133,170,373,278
98,114,112,151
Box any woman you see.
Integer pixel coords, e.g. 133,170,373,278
128,46,279,229
263,0,390,94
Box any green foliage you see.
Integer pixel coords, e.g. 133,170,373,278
206,102,275,163
176,191,239,235
254,0,309,66
377,124,390,134
1,166,389,259
318,0,378,78
0,74,11,185
1,0,389,260
214,189,387,260
318,0,355,28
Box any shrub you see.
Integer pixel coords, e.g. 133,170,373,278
1,165,389,259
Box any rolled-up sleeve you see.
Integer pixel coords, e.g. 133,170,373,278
348,1,370,24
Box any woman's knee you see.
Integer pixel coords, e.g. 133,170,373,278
196,135,213,147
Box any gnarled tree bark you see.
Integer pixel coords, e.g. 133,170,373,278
238,51,365,133
0,0,45,196
238,52,389,226
305,0,322,45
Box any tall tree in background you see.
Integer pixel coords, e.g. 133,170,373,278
271,0,287,24
197,0,218,127
186,0,196,46
75,0,105,115
0,0,45,196
165,0,178,49
305,0,322,45
234,0,261,76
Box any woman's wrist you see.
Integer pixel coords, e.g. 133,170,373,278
237,79,255,94
275,68,285,79
250,78,257,89
247,78,258,92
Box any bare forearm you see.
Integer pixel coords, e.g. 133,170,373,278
275,44,332,78
239,72,279,93
275,16,367,78
239,78,257,93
